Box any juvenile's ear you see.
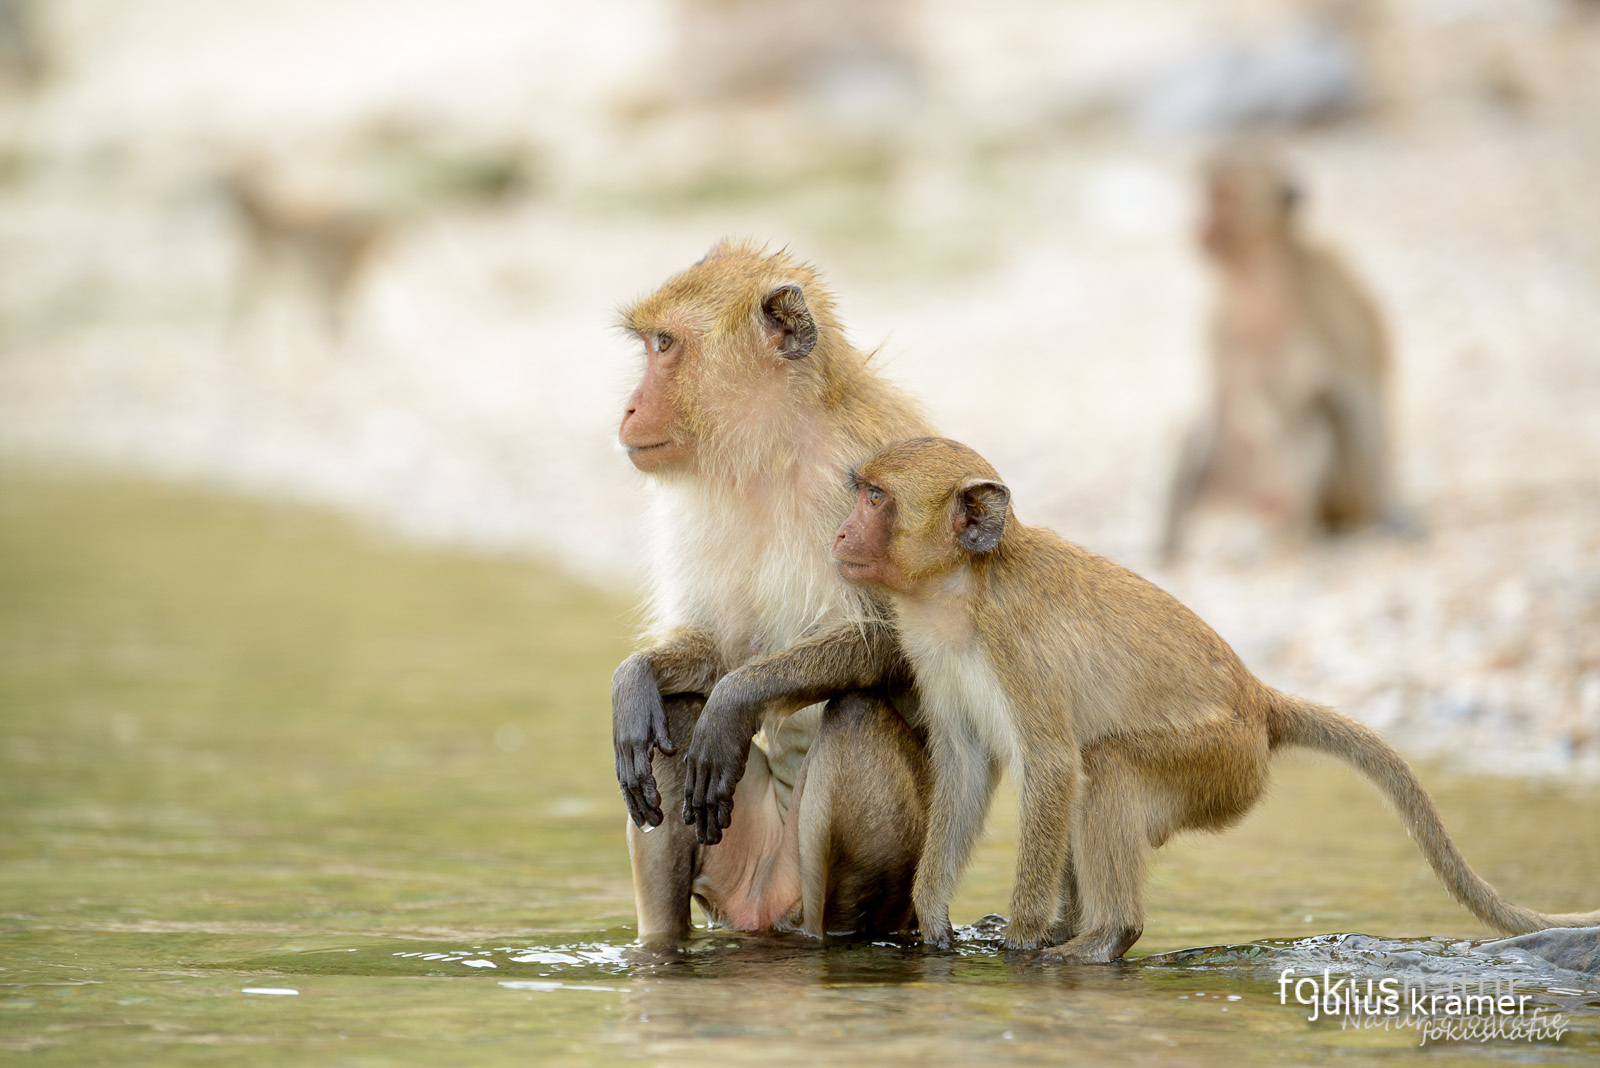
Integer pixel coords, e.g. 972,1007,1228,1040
955,479,1009,553
761,283,817,360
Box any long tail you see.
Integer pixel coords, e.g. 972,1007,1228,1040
1268,691,1600,934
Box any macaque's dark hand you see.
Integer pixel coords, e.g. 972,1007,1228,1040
680,676,763,845
612,654,676,828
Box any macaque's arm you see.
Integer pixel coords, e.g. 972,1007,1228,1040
613,628,724,828
680,621,908,844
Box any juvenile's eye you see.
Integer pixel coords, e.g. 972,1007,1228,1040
867,487,885,506
655,333,674,354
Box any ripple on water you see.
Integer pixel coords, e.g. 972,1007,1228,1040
220,922,1599,1010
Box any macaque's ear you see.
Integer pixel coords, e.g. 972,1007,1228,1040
955,479,1009,553
761,283,817,360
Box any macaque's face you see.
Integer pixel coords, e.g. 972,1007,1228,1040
620,328,695,473
833,481,912,593
1199,164,1293,263
835,440,1011,595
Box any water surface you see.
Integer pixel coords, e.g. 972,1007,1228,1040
2,467,1596,1064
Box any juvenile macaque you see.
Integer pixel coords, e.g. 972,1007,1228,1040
614,241,934,940
832,436,1597,961
1163,148,1396,558
220,167,387,337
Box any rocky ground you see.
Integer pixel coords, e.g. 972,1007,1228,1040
2,0,1597,776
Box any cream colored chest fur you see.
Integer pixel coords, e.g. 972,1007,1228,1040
893,588,1020,769
646,477,863,665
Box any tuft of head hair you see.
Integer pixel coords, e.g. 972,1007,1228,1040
857,437,1004,493
621,240,839,358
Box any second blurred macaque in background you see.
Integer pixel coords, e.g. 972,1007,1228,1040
1161,144,1399,561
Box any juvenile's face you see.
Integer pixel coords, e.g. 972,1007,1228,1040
832,482,912,593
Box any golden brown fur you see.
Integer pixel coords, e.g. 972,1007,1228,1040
840,437,1598,961
613,241,933,940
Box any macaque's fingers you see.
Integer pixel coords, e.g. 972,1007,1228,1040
639,761,662,821
616,753,645,827
681,746,727,845
635,745,665,826
613,657,672,827
707,757,743,831
698,800,721,845
623,749,663,828
615,746,647,826
682,758,706,826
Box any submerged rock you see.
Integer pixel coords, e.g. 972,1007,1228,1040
1479,927,1600,975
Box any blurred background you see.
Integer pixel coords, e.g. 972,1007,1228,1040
1,0,1597,773
3,2,1599,1059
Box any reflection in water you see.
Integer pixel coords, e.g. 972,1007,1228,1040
215,923,1599,1063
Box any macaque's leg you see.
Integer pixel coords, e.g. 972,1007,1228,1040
629,693,795,937
1006,746,1079,949
1043,749,1147,963
1279,411,1338,538
913,728,1000,949
1050,844,1081,945
795,691,929,939
1319,383,1392,531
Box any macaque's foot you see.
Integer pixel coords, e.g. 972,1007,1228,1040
917,909,955,950
1040,925,1142,964
1002,918,1052,951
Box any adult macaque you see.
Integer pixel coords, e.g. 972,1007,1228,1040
1163,147,1397,559
614,241,933,940
220,167,387,337
830,436,1598,961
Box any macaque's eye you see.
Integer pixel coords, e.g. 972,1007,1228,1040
867,487,885,506
656,333,674,354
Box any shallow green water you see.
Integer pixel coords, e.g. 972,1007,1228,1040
1,466,1597,1065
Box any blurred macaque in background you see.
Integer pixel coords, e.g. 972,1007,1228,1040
213,119,541,339
1161,145,1397,560
219,161,390,339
